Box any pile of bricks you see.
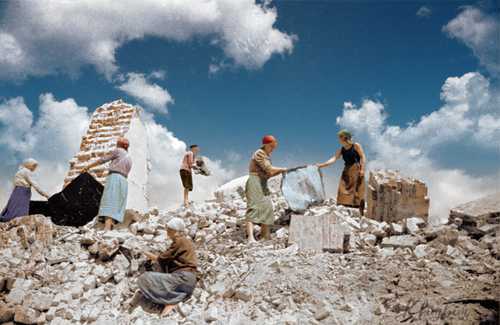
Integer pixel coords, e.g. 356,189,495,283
64,100,138,186
366,170,429,222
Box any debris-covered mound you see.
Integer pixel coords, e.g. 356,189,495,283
0,189,498,324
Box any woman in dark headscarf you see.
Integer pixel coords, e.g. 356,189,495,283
1,159,50,222
317,130,367,215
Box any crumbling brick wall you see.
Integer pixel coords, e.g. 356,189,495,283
366,170,429,222
64,100,137,186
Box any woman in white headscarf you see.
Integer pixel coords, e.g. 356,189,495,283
1,159,50,222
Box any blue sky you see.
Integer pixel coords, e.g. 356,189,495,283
0,0,498,214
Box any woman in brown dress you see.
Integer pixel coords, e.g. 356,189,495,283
317,130,367,215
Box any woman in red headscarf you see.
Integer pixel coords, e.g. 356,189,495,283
83,137,132,230
245,135,287,242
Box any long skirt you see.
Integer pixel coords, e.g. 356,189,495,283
337,163,365,208
245,174,274,225
138,271,197,305
98,173,128,223
0,186,31,222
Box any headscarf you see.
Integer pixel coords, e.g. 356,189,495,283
22,158,38,169
167,217,185,232
117,137,130,150
262,135,277,145
337,129,353,144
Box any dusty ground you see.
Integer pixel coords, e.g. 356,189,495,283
0,196,498,324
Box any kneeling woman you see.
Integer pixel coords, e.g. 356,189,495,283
1,159,50,222
138,217,198,317
83,137,132,230
317,130,367,215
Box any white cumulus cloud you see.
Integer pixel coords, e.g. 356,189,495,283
443,7,500,76
0,0,296,81
117,73,174,114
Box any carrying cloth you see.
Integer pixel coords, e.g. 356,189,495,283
281,165,326,213
29,200,50,217
337,163,365,207
245,174,274,225
48,172,104,227
0,187,31,222
98,172,128,223
137,270,197,305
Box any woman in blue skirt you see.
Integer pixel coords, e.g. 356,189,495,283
1,159,50,222
83,137,132,231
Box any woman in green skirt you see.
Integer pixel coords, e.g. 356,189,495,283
245,135,287,243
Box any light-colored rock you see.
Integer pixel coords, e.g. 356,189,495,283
14,305,38,324
367,170,429,222
449,192,500,227
406,217,425,234
381,235,420,249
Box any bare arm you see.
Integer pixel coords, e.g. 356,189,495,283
254,150,286,178
24,172,49,198
317,149,341,168
354,143,366,176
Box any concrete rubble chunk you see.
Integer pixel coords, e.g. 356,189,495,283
0,303,14,322
381,235,420,249
406,217,425,235
14,305,39,325
413,244,429,258
97,239,120,261
450,192,500,228
289,213,350,253
367,170,429,223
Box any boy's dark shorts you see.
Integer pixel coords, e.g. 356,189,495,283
180,169,193,191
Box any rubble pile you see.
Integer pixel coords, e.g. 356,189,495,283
0,180,498,324
367,170,430,223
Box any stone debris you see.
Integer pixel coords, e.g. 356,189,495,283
366,170,429,222
0,175,498,325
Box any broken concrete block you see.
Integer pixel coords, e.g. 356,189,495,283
406,217,425,235
14,305,39,324
390,223,404,235
0,303,14,322
367,170,429,223
234,288,253,302
413,244,429,258
205,306,219,322
98,239,120,261
450,192,500,228
314,307,330,321
289,213,350,253
31,293,52,311
381,235,420,249
362,234,377,246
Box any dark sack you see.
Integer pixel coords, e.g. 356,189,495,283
48,173,104,227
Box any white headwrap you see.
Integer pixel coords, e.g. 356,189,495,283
22,158,38,169
167,217,185,232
